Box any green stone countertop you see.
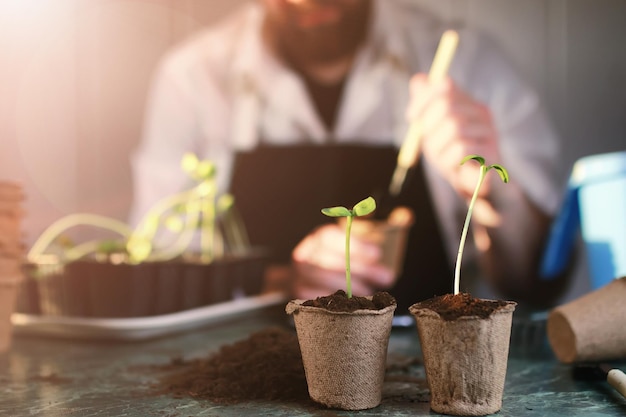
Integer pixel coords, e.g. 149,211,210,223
1,305,625,417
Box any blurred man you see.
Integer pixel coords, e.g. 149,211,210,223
131,0,564,311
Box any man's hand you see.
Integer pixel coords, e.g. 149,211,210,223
406,73,502,200
291,223,395,300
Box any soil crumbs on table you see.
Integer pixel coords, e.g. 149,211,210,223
150,327,310,405
302,290,396,312
147,325,425,408
416,292,510,321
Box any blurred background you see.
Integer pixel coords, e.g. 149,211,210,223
0,0,624,249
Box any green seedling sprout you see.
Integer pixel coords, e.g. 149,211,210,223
454,155,509,295
126,152,237,263
321,196,376,298
27,214,133,263
181,153,219,263
28,153,248,265
125,186,201,263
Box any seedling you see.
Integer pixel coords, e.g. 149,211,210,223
27,153,249,265
321,196,376,298
454,155,509,295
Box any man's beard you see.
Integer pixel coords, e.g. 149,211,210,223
266,0,371,71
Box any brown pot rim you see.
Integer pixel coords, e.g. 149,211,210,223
286,299,397,316
409,299,516,320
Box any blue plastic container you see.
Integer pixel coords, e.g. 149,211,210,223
541,151,626,289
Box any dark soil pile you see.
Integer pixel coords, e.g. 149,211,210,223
152,327,309,404
302,290,396,312
147,325,428,407
416,293,510,321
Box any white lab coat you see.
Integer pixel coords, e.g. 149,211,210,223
130,0,561,289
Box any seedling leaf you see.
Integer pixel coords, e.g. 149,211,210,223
181,152,199,173
353,196,376,216
196,160,216,180
321,206,352,217
490,164,509,183
461,154,485,166
320,196,377,298
454,156,509,295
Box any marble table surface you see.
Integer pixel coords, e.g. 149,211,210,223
1,303,625,417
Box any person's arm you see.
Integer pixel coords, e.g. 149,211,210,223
470,171,552,299
290,223,395,300
407,73,561,303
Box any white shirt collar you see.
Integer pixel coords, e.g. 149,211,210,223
226,0,440,146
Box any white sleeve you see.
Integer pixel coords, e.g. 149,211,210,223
453,30,563,215
128,56,202,226
431,29,565,273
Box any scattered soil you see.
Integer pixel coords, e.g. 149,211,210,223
415,292,510,321
302,290,396,312
146,326,426,408
150,327,310,405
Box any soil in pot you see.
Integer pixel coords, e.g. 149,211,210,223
302,289,396,312
416,292,510,320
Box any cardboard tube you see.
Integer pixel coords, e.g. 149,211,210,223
547,277,626,363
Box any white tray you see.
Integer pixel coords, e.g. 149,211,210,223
11,292,287,341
